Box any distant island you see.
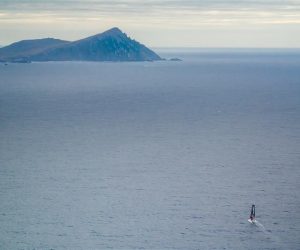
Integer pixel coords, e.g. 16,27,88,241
0,27,162,62
169,58,182,61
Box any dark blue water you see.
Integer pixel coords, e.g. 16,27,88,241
1,50,300,249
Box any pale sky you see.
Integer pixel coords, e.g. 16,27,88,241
1,0,300,47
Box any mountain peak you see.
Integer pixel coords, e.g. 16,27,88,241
104,27,123,35
86,27,125,42
98,27,126,39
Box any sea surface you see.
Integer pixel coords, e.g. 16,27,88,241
0,50,300,249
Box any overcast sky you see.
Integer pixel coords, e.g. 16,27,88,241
1,0,300,47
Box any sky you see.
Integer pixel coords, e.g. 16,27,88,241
0,0,300,47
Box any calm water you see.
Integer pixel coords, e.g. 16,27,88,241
0,50,300,249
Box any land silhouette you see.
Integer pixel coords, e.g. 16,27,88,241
0,27,162,62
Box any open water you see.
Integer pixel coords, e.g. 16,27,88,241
0,50,300,249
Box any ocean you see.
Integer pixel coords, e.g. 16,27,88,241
0,50,300,249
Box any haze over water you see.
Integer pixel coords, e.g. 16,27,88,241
0,50,300,249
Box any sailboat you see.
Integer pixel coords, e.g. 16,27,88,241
248,204,256,223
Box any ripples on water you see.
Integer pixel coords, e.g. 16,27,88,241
0,50,300,249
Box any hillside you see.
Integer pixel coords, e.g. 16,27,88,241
0,38,69,61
